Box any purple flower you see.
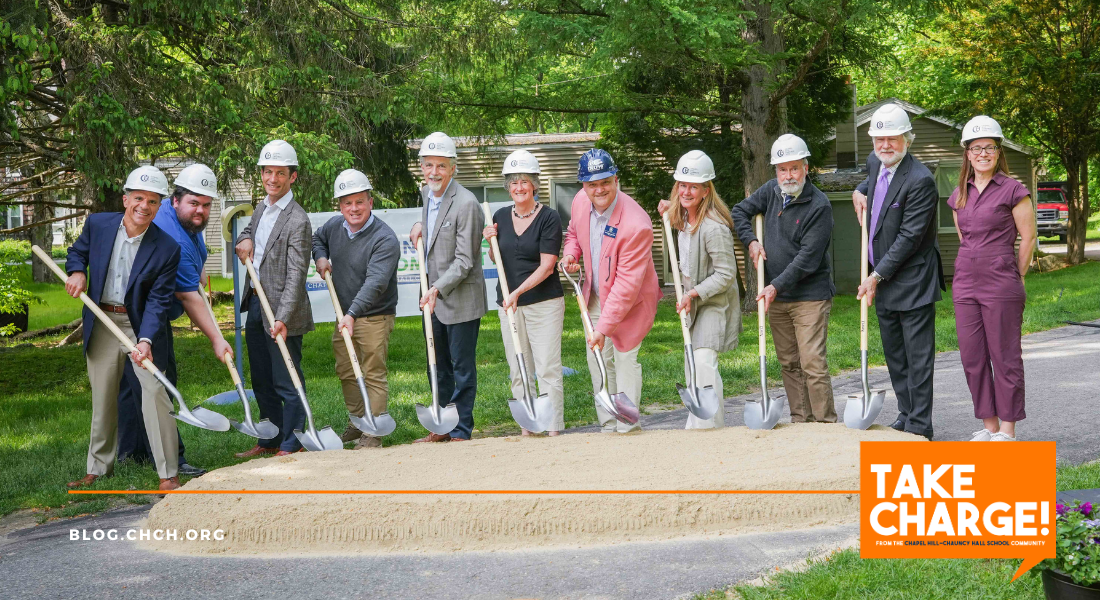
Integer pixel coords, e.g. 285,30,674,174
1080,502,1094,516
1057,504,1068,516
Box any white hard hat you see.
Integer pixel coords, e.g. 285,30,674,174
501,150,541,175
960,115,1004,146
123,165,170,197
867,103,913,137
173,163,219,199
257,139,299,167
674,150,716,183
418,132,458,158
769,134,811,165
333,169,373,199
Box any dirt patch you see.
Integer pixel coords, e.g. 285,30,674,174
144,424,920,556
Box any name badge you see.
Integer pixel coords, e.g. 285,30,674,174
604,225,618,239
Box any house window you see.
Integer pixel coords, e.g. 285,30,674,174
933,163,961,231
463,185,508,205
552,182,582,231
4,206,23,230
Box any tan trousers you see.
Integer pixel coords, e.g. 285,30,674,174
769,299,835,423
498,297,566,431
586,296,643,433
332,314,395,419
684,347,725,429
86,312,178,479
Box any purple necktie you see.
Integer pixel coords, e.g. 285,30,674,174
868,168,890,266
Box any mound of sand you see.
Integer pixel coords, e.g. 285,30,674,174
144,424,920,556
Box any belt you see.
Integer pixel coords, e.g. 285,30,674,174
98,303,127,314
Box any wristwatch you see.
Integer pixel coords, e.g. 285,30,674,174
870,271,884,283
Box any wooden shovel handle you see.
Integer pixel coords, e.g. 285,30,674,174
243,257,304,390
661,214,693,346
482,202,526,352
415,238,438,367
31,245,161,375
323,270,366,380
860,198,870,352
756,214,767,358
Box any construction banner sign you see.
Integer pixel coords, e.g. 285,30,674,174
860,441,1056,580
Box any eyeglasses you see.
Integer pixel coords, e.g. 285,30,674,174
968,145,1000,156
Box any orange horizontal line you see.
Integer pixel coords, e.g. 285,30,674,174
70,489,860,495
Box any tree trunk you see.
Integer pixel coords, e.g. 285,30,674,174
1065,156,1087,265
30,201,54,283
739,0,785,308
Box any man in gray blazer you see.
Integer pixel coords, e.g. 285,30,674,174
409,132,487,442
852,104,945,440
234,140,316,456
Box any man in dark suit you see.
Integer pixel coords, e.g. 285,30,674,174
852,103,945,440
64,166,184,491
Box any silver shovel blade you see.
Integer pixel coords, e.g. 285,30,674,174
294,426,344,452
609,392,640,425
416,402,460,436
350,412,398,438
844,389,887,430
175,406,232,432
676,384,720,421
743,396,784,430
230,418,280,440
508,393,556,433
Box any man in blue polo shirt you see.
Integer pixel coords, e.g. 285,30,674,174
116,164,232,476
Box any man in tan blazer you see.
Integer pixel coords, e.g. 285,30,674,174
409,132,487,442
234,140,316,456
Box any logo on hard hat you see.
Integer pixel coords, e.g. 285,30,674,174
682,167,689,174
973,125,981,132
877,121,884,129
201,179,210,187
511,160,518,167
265,152,271,159
588,157,604,172
428,143,436,150
339,183,346,190
777,149,785,157
140,174,149,182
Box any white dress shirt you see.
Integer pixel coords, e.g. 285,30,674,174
588,196,617,296
101,221,147,306
344,214,375,240
252,190,295,274
425,180,451,249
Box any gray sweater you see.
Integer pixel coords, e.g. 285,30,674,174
730,179,835,302
311,215,400,318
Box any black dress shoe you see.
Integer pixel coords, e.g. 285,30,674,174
177,463,207,477
889,418,905,431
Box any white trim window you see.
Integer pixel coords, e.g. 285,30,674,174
4,205,23,230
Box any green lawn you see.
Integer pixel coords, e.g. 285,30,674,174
694,461,1100,600
1,261,1099,518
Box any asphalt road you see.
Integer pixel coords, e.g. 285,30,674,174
1,321,1097,599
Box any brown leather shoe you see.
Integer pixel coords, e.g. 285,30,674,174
413,433,451,443
234,445,279,458
450,436,469,441
274,449,305,456
353,434,382,450
158,477,180,491
67,474,99,489
340,421,362,443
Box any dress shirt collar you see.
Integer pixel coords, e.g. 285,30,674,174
590,195,618,220
265,189,295,211
344,214,375,239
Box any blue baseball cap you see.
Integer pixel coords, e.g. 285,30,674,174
577,149,618,182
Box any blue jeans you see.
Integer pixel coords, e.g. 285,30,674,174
428,314,480,439
246,295,306,452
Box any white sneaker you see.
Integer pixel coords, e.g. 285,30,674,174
970,429,994,441
990,432,1017,441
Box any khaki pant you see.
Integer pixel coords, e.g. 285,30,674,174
769,299,835,423
498,297,566,431
684,347,725,429
332,314,395,418
86,312,178,479
586,296,643,433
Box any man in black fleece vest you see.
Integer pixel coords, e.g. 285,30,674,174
313,169,400,449
732,134,837,423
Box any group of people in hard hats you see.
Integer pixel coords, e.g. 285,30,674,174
60,103,1035,489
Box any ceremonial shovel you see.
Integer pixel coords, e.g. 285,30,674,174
414,238,460,435
661,213,720,421
561,268,640,425
196,286,278,439
844,199,887,429
32,245,231,432
322,270,397,437
482,202,555,433
742,215,784,430
244,257,342,451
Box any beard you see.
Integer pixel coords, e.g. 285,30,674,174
180,215,208,234
778,180,804,197
875,145,908,168
427,178,446,193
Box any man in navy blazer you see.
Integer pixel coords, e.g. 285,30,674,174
852,104,945,440
64,166,184,491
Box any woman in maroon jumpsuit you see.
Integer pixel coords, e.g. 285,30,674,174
948,116,1037,442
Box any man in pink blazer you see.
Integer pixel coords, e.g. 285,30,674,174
562,149,662,433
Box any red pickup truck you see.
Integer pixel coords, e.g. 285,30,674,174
1036,181,1069,242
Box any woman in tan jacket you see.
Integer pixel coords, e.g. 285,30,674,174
663,151,741,429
